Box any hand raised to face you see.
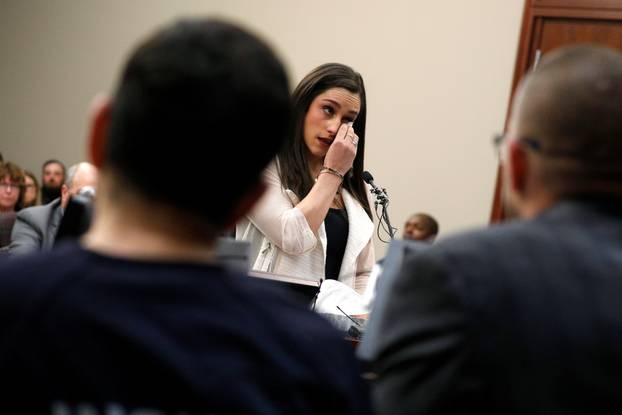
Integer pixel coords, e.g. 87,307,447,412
323,122,358,176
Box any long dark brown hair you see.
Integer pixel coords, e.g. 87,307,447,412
277,63,372,219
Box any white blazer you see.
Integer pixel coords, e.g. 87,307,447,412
236,161,375,294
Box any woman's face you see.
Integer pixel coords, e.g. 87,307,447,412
0,175,21,212
23,175,37,207
303,87,361,161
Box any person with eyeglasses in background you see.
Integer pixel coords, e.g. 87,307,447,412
0,161,25,251
369,45,622,415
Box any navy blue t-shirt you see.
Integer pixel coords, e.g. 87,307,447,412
0,243,371,414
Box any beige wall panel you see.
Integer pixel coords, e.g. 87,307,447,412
0,0,523,255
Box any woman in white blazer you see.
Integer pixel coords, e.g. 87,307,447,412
237,63,374,294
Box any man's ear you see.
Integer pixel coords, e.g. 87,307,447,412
223,181,267,229
88,94,111,169
508,140,528,196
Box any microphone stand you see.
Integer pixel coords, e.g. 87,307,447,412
370,186,396,240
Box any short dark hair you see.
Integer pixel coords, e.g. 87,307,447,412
277,63,371,219
41,159,66,176
518,45,622,197
105,19,290,226
410,213,439,236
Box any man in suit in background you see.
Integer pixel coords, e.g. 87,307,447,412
369,45,622,414
0,18,371,414
9,161,98,255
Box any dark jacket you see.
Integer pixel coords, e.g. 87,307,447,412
9,198,62,255
370,199,622,415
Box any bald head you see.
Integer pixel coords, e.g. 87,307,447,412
511,45,622,197
61,162,98,208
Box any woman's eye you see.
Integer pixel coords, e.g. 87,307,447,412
322,106,334,116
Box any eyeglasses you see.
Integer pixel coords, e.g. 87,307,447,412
494,133,537,160
0,183,21,191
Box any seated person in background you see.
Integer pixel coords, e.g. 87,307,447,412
9,162,98,255
402,212,438,242
369,45,622,415
364,211,438,300
40,158,66,204
362,213,438,307
22,170,40,208
0,161,25,250
0,18,371,414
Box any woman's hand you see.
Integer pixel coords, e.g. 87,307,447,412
324,123,358,175
294,122,358,233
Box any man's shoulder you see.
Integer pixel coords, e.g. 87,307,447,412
391,218,555,306
232,278,366,406
425,218,541,262
398,201,622,308
430,201,620,263
2,237,67,261
0,244,88,320
0,244,344,340
237,275,346,343
15,199,61,223
0,243,87,283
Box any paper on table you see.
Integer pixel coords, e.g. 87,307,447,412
314,279,368,316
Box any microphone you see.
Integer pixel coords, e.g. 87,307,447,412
362,171,395,240
362,171,388,203
362,171,376,188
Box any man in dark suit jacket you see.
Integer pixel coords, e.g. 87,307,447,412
368,45,622,414
9,162,97,255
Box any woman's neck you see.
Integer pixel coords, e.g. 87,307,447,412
308,156,324,179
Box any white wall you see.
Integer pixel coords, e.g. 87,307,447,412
0,0,523,255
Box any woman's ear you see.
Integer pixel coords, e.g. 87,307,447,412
87,94,111,168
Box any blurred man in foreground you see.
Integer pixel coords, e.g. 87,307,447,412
370,45,622,414
0,18,370,414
